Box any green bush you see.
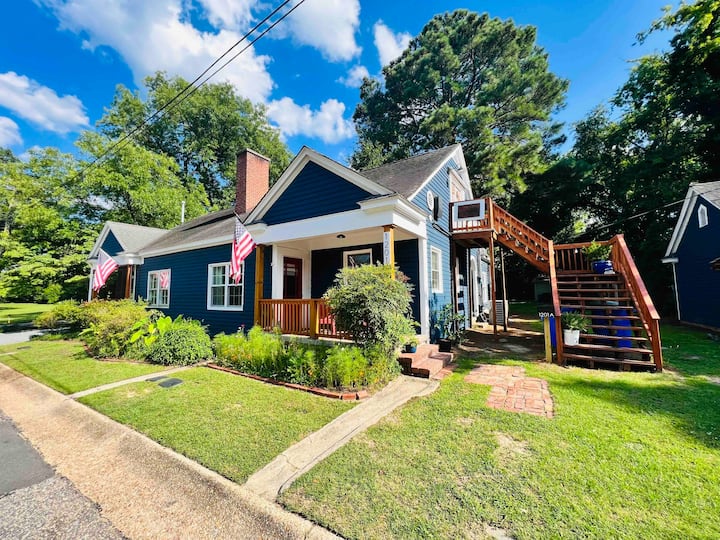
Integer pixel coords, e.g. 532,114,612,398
323,264,416,356
34,300,84,329
214,326,286,378
365,345,401,387
79,299,151,358
324,346,368,389
145,317,212,365
285,341,328,386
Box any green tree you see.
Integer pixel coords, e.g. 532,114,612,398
98,72,292,207
351,10,568,197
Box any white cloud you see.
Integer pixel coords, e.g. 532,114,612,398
267,98,355,144
196,0,254,29
0,117,22,147
40,0,274,103
0,72,88,134
373,21,412,67
337,65,369,88
277,0,361,62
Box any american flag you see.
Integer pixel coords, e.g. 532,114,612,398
93,249,119,291
159,270,170,289
231,216,255,283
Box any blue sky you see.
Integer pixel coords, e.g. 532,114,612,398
0,0,674,163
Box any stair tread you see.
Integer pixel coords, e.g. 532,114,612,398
590,324,646,331
582,334,648,342
565,343,651,355
561,305,639,314
563,352,655,367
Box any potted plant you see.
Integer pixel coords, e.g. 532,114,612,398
403,335,419,353
561,311,592,346
582,241,613,275
434,304,466,352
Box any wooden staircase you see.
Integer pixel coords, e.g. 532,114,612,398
556,272,657,370
450,197,663,371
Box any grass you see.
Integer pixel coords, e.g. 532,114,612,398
0,302,53,332
280,324,720,539
0,340,167,394
80,367,355,483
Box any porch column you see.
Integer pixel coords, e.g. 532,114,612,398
254,244,264,327
383,225,395,269
124,265,133,299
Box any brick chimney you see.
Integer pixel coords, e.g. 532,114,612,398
235,149,270,215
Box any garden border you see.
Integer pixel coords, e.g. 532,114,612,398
206,363,369,401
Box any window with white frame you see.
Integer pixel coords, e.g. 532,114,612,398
698,204,709,228
147,269,170,308
207,262,244,310
430,247,443,293
343,248,372,268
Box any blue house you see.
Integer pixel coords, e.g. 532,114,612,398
88,146,490,341
663,181,720,330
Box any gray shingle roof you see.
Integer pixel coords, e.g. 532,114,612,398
139,208,239,254
359,144,459,198
106,221,167,253
693,181,720,208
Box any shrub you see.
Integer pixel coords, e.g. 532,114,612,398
79,299,151,358
582,241,612,262
285,341,327,386
145,317,212,365
34,300,84,329
214,326,286,378
324,264,416,356
324,346,368,389
365,345,401,387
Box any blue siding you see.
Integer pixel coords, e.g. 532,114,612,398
411,158,458,338
136,244,273,336
310,240,421,327
101,231,124,257
676,198,720,328
261,162,374,225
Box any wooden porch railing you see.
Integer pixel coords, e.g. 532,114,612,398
257,298,348,339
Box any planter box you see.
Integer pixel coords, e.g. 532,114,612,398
438,339,452,353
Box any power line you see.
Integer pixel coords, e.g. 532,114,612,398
73,0,303,180
578,184,720,238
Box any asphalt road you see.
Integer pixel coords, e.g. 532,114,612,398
0,411,124,539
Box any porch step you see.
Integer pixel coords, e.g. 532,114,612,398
563,352,656,371
397,344,453,379
582,333,649,343
564,342,652,356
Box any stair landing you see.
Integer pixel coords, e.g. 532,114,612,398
397,344,453,379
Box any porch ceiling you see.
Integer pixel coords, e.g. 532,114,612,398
274,226,417,252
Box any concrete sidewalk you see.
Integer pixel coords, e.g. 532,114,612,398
245,375,438,500
0,363,337,540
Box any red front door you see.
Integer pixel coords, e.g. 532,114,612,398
283,258,302,299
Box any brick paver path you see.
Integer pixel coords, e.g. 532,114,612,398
464,364,554,418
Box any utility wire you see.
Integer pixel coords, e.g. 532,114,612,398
576,184,720,239
73,0,302,179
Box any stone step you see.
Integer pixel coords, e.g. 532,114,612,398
397,344,453,379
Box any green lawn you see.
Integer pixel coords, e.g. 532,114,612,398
0,302,53,332
281,324,720,539
80,367,355,483
0,340,167,394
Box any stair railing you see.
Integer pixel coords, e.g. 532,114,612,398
609,234,663,371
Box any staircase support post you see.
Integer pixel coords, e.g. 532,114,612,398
489,234,497,336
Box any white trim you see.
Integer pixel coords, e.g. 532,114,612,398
408,144,473,202
430,246,443,293
343,248,373,268
665,184,720,257
418,237,430,337
247,202,427,246
247,147,393,224
661,257,679,264
141,236,231,258
206,262,245,311
88,222,114,260
670,261,681,321
147,269,171,308
698,204,709,228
